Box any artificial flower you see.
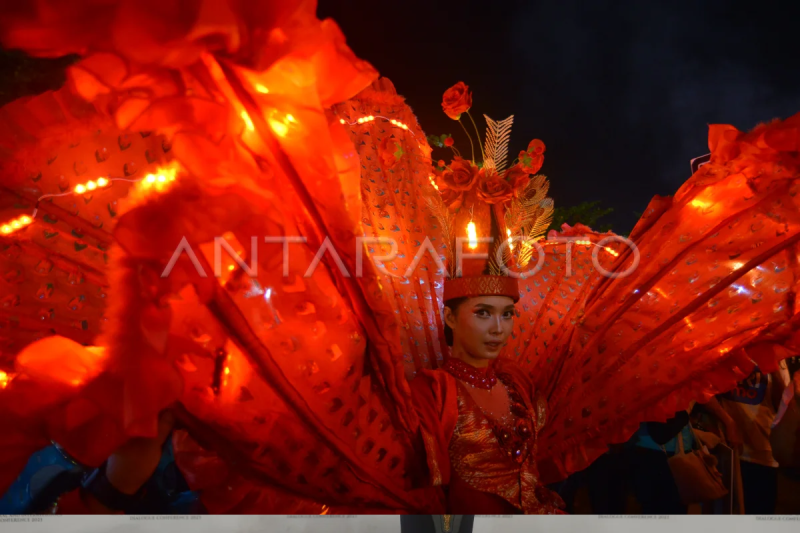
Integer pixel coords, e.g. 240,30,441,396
444,136,455,147
518,150,544,175
379,136,404,169
477,168,514,204
440,188,464,211
440,157,479,191
528,139,546,154
504,165,530,195
441,82,472,120
519,139,546,174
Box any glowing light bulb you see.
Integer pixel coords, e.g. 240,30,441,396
224,367,231,375
0,370,9,389
286,114,296,123
157,175,167,183
467,221,478,250
1,225,11,234
75,184,86,194
339,118,346,124
255,84,269,94
146,175,156,184
241,110,255,131
19,216,31,225
96,177,109,187
507,228,514,251
86,181,97,191
269,119,288,137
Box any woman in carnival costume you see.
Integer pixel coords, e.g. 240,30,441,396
1,0,800,515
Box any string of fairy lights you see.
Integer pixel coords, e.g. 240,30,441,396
0,169,177,237
0,112,624,391
0,113,621,260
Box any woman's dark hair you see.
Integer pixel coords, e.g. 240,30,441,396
443,297,467,347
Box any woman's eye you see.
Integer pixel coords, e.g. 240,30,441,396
503,311,514,319
475,310,490,318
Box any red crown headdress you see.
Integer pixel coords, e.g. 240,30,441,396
427,82,554,303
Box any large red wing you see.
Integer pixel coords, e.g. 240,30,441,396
0,89,172,364
537,115,800,481
0,2,437,513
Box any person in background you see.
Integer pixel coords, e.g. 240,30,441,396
627,409,695,514
705,360,790,514
579,410,693,515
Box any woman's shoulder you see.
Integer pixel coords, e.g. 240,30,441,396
495,359,532,386
410,368,454,393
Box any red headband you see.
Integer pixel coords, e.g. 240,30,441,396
443,275,520,303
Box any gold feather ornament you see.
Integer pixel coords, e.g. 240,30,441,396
424,81,553,277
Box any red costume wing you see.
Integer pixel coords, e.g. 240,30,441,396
503,225,614,395
537,115,800,481
0,89,170,362
0,1,437,513
334,79,452,378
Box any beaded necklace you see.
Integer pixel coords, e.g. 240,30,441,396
442,357,497,390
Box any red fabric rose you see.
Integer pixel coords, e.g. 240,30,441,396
518,150,544,175
379,136,404,168
441,82,472,120
441,157,479,191
519,139,546,174
477,169,514,204
440,188,464,211
504,164,530,195
528,139,546,154
431,167,449,190
438,159,446,167
444,136,454,147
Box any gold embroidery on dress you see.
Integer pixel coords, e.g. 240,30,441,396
422,429,443,486
443,514,452,532
535,393,547,433
448,378,558,514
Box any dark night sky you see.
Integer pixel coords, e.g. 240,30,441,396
318,0,800,233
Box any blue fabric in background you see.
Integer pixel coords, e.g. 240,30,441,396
634,423,694,454
0,440,204,514
0,445,76,514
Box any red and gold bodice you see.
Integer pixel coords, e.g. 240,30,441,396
446,370,563,514
411,361,564,514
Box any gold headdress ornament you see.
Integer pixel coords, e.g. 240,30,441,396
426,82,554,302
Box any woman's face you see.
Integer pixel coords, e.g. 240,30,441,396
444,295,515,363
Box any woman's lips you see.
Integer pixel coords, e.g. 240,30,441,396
484,342,502,350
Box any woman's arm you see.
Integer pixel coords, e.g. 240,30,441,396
57,411,175,514
701,397,743,452
408,371,458,490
